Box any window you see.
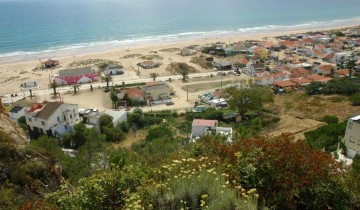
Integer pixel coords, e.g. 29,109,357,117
57,116,60,122
28,117,32,122
64,115,66,121
349,136,356,143
70,114,72,119
65,125,68,130
41,121,45,126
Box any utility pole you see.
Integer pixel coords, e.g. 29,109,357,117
187,85,189,101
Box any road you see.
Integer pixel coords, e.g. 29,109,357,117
1,71,223,104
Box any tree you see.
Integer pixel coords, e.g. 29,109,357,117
103,126,125,142
345,59,356,78
150,73,159,81
99,114,113,133
110,89,118,109
350,93,360,106
50,80,57,96
224,80,273,119
146,126,173,142
236,135,349,209
179,63,190,81
104,75,112,91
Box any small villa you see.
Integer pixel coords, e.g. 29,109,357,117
54,67,98,85
190,119,232,143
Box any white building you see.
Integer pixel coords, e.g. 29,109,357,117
104,65,124,76
103,109,127,126
343,115,360,158
25,102,79,139
20,80,39,91
190,119,232,143
8,105,26,121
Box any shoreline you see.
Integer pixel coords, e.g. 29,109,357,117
0,23,359,95
1,17,360,65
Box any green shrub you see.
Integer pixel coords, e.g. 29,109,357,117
349,93,360,106
322,115,339,124
146,126,173,142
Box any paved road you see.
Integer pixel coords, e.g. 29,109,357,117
1,71,223,104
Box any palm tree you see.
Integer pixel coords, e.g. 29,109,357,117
105,75,112,91
180,68,189,81
150,73,159,81
50,80,57,97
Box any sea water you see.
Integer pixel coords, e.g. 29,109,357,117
0,0,360,62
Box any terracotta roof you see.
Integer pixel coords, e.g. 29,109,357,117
263,41,275,48
35,102,62,120
302,38,313,43
313,49,323,57
290,67,309,78
41,59,59,65
324,53,334,60
306,75,332,83
239,58,249,65
290,77,312,84
315,44,325,49
122,88,144,99
319,65,333,72
253,47,267,55
335,69,349,76
142,60,155,65
279,40,297,47
274,80,297,87
192,119,218,127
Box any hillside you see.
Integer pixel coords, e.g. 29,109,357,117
0,113,28,146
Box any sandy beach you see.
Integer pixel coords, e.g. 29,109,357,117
0,24,358,98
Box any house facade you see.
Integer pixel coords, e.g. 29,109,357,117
343,115,360,158
8,105,26,121
104,65,124,76
20,80,39,91
55,67,98,85
191,119,232,143
25,102,79,139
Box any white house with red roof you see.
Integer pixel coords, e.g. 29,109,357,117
191,119,232,143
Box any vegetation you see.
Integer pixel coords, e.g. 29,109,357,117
349,93,360,106
306,78,360,96
150,72,159,81
322,115,339,124
166,62,198,77
2,104,359,209
304,121,347,152
225,80,273,119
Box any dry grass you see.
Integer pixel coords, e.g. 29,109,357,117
261,91,359,140
113,129,148,149
272,91,358,121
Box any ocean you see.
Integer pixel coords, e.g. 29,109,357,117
1,0,360,62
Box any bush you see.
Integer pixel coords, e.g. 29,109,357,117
304,121,347,152
146,126,173,142
322,115,339,124
350,93,360,106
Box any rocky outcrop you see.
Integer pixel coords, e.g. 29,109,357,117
0,113,28,146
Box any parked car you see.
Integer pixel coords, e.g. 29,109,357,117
166,101,174,106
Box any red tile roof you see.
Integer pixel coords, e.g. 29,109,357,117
192,119,218,127
319,65,334,72
274,80,297,87
306,75,332,83
335,69,349,76
122,88,144,99
290,77,312,85
290,67,309,78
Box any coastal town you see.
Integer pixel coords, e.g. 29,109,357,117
1,25,360,209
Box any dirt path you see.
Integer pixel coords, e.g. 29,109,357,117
260,114,325,140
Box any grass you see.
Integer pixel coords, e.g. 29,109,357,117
273,91,357,121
